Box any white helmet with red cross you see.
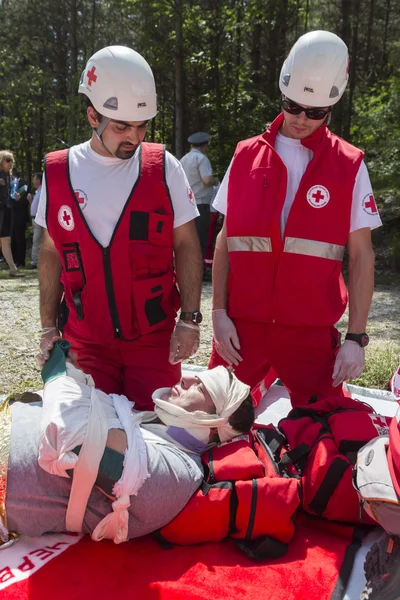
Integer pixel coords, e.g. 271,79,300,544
78,46,157,122
279,30,349,107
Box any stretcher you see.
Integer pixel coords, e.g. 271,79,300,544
0,369,397,600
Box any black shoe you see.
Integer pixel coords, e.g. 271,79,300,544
361,533,400,599
28,263,38,269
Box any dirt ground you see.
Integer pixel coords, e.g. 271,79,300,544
0,270,399,395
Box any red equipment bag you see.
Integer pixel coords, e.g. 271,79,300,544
278,395,391,524
159,426,301,559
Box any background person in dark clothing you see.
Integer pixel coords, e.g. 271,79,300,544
0,150,24,277
11,167,30,268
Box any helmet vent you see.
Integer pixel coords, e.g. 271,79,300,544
329,86,339,98
281,74,291,87
103,97,118,110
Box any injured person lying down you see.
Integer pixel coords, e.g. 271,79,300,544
0,344,255,546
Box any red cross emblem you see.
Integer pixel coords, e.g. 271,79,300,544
370,414,389,435
74,189,88,210
58,205,74,231
312,190,325,203
307,185,330,208
362,194,378,215
87,66,97,87
75,191,85,204
372,415,388,429
187,186,196,205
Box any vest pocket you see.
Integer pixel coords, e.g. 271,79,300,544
61,243,86,321
130,211,173,246
131,272,178,335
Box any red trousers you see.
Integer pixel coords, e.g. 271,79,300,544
65,321,180,411
204,211,219,267
208,320,343,407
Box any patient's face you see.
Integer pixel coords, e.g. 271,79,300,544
160,375,215,413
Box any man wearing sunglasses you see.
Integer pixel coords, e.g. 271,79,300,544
209,30,381,407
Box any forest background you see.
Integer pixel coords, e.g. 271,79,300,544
0,0,399,268
0,0,399,392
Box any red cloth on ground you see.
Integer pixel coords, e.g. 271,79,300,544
2,520,365,600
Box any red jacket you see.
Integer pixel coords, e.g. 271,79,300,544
226,114,363,327
45,143,179,344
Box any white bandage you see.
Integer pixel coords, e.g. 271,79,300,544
152,366,250,444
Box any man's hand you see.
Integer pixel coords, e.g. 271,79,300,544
332,340,365,387
37,328,78,368
212,309,242,366
37,327,62,367
169,320,200,365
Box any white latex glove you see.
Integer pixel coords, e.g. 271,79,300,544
332,340,365,387
169,320,200,365
37,327,77,368
37,327,62,367
212,309,242,367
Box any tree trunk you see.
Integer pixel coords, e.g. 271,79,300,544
364,0,375,76
344,0,360,140
382,0,391,75
174,0,184,158
233,0,243,120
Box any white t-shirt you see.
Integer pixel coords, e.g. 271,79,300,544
36,141,199,247
180,149,214,204
213,132,382,235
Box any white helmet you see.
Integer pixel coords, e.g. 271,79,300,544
78,45,157,122
279,31,349,107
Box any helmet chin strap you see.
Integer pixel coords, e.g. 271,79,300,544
93,116,117,158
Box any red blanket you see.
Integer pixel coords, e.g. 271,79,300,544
1,519,365,600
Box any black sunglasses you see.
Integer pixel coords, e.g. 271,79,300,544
281,95,331,121
4,158,13,163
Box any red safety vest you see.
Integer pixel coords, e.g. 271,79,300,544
45,143,179,344
278,396,391,524
159,425,301,552
226,114,364,327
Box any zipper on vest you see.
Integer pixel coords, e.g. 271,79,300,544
102,247,122,338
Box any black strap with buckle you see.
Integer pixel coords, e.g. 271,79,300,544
72,291,84,320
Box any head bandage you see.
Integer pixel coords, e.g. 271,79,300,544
152,366,251,444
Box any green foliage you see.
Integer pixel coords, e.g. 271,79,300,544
1,0,400,189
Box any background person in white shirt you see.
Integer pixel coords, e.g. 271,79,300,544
180,133,219,271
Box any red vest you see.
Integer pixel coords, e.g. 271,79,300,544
45,143,179,344
226,114,363,327
159,426,300,549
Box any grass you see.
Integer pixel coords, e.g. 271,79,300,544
351,341,400,390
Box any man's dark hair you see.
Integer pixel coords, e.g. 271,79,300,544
84,97,103,122
12,167,20,177
34,172,43,183
227,393,255,433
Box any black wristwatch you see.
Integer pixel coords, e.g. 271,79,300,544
180,311,203,325
345,332,369,347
